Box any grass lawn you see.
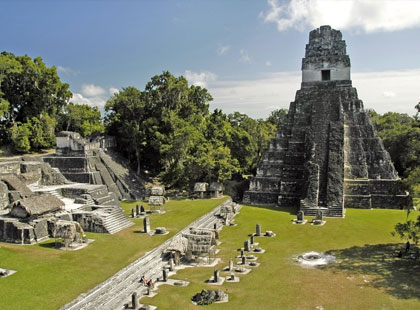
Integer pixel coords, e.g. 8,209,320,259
141,205,420,310
0,197,227,310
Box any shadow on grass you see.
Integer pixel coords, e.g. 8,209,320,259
324,243,420,300
38,241,60,249
243,204,298,215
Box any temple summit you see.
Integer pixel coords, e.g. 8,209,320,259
243,25,411,217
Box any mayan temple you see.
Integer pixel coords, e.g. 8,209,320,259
243,25,411,217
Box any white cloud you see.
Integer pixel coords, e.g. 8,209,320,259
71,93,107,109
184,70,217,88
239,49,251,63
205,69,420,119
265,60,272,67
217,45,231,55
56,66,73,73
109,87,119,95
353,69,420,115
261,0,420,33
81,83,106,97
207,72,301,118
383,91,396,98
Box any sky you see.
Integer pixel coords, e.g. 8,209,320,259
2,0,420,119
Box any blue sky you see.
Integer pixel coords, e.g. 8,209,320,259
2,0,420,118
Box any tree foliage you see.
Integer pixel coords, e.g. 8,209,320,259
0,52,71,123
0,51,72,152
57,102,104,137
369,110,420,196
392,215,420,245
105,71,279,190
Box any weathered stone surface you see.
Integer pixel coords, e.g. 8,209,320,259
194,182,208,192
0,181,9,210
32,218,49,242
148,196,164,206
10,194,64,218
244,26,411,216
151,186,165,196
44,133,145,200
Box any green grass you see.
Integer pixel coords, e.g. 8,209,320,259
0,198,227,310
141,206,420,310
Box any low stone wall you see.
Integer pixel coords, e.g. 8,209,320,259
344,179,410,209
72,212,107,234
243,191,278,205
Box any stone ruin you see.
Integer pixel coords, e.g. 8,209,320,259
193,182,223,199
244,25,411,217
191,289,227,305
148,186,166,207
44,131,145,200
0,160,133,244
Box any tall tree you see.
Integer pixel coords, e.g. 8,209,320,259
0,52,71,123
105,87,146,175
57,102,104,137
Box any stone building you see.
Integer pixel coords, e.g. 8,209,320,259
0,160,133,244
44,131,145,200
243,26,411,217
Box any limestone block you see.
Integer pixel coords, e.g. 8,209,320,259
194,183,208,192
0,181,9,210
8,191,23,204
148,196,164,206
32,219,49,241
151,186,165,196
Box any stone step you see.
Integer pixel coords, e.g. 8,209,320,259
101,208,134,234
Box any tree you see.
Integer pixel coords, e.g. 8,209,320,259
392,215,420,245
10,122,30,153
10,113,56,152
105,87,146,175
57,102,104,137
0,52,71,123
0,51,71,152
266,108,288,127
0,53,22,118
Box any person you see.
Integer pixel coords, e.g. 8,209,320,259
147,279,154,289
405,240,411,253
397,250,403,258
140,275,147,285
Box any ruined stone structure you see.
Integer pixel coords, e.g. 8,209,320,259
243,26,411,217
193,182,223,199
0,160,133,244
44,131,145,200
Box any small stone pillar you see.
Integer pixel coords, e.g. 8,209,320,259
143,217,150,233
140,205,145,213
213,223,217,230
297,210,304,222
242,256,246,265
250,235,254,245
132,292,138,309
131,209,135,218
240,248,244,258
244,240,250,252
136,205,140,216
163,269,168,282
229,258,233,271
230,273,235,280
169,258,175,271
213,269,219,283
256,224,261,236
316,210,323,221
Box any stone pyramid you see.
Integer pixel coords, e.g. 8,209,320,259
243,25,411,217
